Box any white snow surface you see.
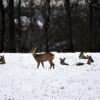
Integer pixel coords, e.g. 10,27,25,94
0,52,100,100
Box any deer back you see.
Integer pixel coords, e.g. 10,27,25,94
76,62,84,66
35,52,54,62
32,48,54,62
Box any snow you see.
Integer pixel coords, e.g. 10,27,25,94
0,52,100,100
37,20,43,29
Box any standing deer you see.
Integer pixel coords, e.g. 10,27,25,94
32,48,55,69
76,55,94,66
79,52,88,59
0,55,6,64
60,58,69,65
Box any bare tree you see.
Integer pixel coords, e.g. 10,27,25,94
0,0,5,52
8,0,16,52
64,0,74,51
85,0,100,51
42,0,51,52
18,0,21,52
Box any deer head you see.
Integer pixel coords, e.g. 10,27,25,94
0,55,6,64
87,55,94,65
59,58,69,65
79,52,88,59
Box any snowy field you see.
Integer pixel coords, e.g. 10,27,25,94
0,52,100,100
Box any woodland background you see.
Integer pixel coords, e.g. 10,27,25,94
0,0,100,52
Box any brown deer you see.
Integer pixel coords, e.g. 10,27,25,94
32,48,55,69
76,55,94,66
60,58,69,65
79,52,88,59
0,55,6,64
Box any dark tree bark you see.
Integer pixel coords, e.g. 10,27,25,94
0,0,5,52
43,0,51,52
64,0,74,52
18,0,21,52
8,0,16,52
86,0,100,51
89,3,94,51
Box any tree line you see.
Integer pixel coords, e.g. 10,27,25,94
0,0,100,52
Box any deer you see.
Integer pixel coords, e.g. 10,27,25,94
79,52,88,59
76,55,94,66
59,58,69,65
31,48,55,69
0,55,6,64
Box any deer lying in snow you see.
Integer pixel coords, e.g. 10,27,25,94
76,55,94,66
32,48,55,69
79,52,88,59
60,58,69,65
0,55,6,64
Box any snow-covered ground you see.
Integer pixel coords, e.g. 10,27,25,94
0,52,100,100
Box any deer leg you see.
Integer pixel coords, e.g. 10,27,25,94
37,62,40,68
49,61,52,69
49,61,54,69
52,62,55,69
41,62,44,68
49,65,52,69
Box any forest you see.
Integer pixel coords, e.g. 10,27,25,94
0,0,100,52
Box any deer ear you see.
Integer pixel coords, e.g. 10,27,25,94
64,58,66,60
34,47,37,51
36,47,38,50
87,55,89,58
59,58,61,60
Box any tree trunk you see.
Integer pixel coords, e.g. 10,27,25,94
8,0,16,52
18,0,21,52
43,0,51,52
0,0,5,52
89,4,94,51
64,0,74,52
86,0,99,51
